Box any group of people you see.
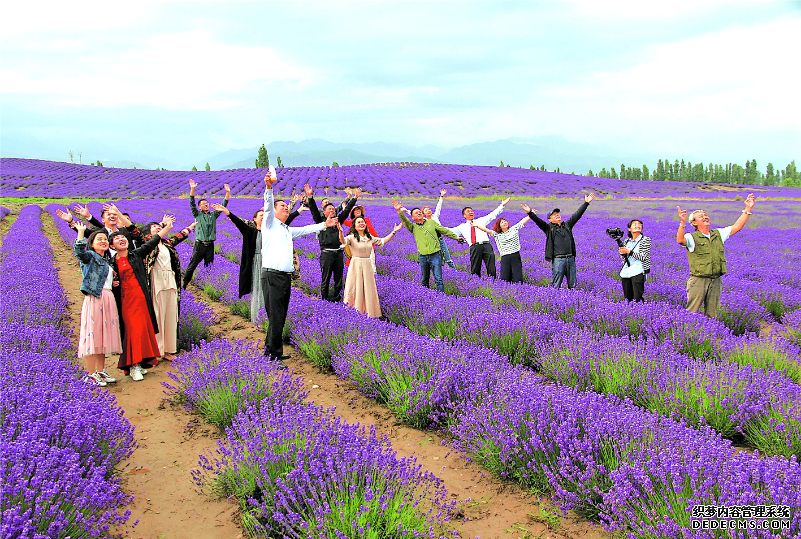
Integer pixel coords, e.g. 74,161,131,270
60,176,757,377
59,201,197,384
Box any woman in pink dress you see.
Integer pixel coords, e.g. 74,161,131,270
339,218,403,318
73,221,122,387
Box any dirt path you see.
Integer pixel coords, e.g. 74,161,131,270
196,292,613,539
41,207,611,539
41,211,242,539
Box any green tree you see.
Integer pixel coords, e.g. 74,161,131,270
191,165,198,171
765,163,775,186
642,164,649,181
205,162,211,171
332,161,339,167
276,156,283,168
529,165,535,170
68,150,74,163
587,169,594,176
500,160,505,167
255,144,269,168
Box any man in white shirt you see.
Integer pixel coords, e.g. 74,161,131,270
261,173,336,367
676,194,756,317
451,197,511,277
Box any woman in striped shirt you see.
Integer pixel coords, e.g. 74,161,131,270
618,219,652,302
471,205,531,283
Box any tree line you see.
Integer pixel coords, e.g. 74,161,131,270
586,159,799,187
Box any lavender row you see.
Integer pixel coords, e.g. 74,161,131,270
165,338,457,538
6,158,801,200
283,292,801,538
0,206,136,538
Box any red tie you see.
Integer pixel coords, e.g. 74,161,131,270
470,223,476,244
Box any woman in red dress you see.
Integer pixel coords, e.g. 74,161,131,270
109,215,176,381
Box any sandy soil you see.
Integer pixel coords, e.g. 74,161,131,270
41,209,612,539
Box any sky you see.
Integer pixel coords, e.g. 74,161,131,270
1,0,799,169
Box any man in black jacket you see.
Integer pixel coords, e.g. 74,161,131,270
305,183,360,301
526,193,595,289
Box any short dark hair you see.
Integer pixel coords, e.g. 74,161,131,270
198,198,208,206
409,207,422,215
492,218,508,234
253,208,264,219
107,230,127,247
144,221,161,236
86,229,110,255
626,219,644,238
323,203,336,212
462,206,473,217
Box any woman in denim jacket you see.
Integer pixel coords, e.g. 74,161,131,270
73,222,122,386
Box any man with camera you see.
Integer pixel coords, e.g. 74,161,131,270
527,193,595,289
676,194,756,317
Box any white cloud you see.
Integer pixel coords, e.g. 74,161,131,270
533,17,801,135
0,29,317,109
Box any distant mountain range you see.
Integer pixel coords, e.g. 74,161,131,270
203,137,660,174
1,133,662,173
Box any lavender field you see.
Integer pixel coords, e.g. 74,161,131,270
3,157,801,538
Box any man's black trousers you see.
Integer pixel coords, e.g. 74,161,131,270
469,242,497,277
182,241,214,287
320,250,344,301
261,269,292,359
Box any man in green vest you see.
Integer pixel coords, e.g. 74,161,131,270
676,194,756,317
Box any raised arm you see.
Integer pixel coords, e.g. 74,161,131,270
263,173,276,229
476,197,510,226
729,194,755,236
72,222,94,263
523,204,549,234
223,183,231,203
676,206,688,245
514,215,531,229
393,199,414,232
168,222,194,247
567,193,594,227
380,223,404,245
189,180,199,217
338,188,360,223
432,189,446,221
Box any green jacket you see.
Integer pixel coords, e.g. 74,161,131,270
190,195,228,242
399,212,460,255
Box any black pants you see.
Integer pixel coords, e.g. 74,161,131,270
500,251,524,283
320,250,344,301
261,269,292,359
469,242,497,277
182,241,214,288
622,273,646,302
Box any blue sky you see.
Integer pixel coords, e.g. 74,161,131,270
1,1,799,168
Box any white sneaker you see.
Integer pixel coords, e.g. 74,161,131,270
96,370,116,383
130,365,144,381
89,372,108,387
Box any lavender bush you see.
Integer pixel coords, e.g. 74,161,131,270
1,205,135,538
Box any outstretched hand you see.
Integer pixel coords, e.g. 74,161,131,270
189,179,197,189
353,187,362,198
521,203,532,213
210,203,229,215
392,199,402,212
744,193,756,211
304,183,314,198
440,188,447,197
73,220,87,233
264,173,276,188
584,193,596,203
162,215,176,227
501,197,511,206
392,223,403,233
56,208,73,223
324,216,338,228
677,206,688,223
72,204,91,218
223,183,231,193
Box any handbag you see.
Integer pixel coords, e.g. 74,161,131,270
291,250,301,281
344,245,353,260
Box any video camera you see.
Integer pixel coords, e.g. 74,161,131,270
605,227,630,267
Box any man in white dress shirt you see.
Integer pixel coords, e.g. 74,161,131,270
261,172,337,367
451,197,511,277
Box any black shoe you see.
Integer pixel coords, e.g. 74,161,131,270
276,359,288,370
280,354,290,360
